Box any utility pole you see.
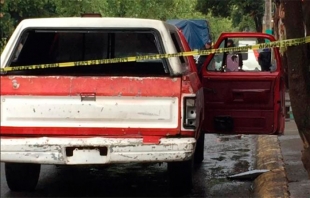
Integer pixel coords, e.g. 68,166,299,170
264,0,272,34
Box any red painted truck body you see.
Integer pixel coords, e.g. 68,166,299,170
0,17,285,193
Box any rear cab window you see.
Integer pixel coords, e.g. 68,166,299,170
7,29,170,76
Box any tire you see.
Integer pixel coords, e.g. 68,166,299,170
168,159,193,195
194,133,205,164
5,163,41,192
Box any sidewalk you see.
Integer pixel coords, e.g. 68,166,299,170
254,120,310,198
279,120,310,198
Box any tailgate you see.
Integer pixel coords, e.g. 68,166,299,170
0,76,181,136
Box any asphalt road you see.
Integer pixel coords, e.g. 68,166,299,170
1,134,257,197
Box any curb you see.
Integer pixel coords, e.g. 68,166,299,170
253,135,290,198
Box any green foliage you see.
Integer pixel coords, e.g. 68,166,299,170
196,0,234,17
196,0,264,32
98,0,233,40
231,9,256,32
0,0,57,43
100,0,205,20
0,0,234,52
54,0,105,17
207,15,233,40
0,37,7,54
4,0,57,22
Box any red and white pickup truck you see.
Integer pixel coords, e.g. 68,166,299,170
0,17,285,193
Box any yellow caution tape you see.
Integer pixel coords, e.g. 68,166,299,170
1,36,310,72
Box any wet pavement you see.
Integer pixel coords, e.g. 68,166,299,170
1,134,258,197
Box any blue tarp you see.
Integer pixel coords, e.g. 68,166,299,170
166,19,211,50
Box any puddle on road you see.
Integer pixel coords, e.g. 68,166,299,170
192,134,257,197
210,156,226,161
217,134,243,142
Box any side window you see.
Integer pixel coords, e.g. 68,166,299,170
170,32,190,73
12,33,29,62
170,33,185,63
207,37,277,72
207,40,225,71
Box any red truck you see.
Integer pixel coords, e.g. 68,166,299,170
0,17,285,194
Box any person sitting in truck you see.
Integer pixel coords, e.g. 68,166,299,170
258,48,272,71
227,39,234,48
196,40,212,73
225,39,243,71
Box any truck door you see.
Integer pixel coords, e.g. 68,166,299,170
201,33,285,134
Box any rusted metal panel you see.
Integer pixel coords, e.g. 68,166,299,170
0,76,181,97
0,137,195,164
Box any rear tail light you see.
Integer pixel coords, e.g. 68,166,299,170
183,97,196,129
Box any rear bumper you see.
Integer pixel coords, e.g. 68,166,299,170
0,137,195,165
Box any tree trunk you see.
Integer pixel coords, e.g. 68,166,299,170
254,15,263,33
282,0,310,178
273,1,289,89
273,1,280,40
303,0,310,35
303,0,310,77
302,147,310,179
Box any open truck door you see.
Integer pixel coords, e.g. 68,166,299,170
201,33,285,135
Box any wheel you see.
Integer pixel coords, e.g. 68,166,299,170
168,159,193,195
194,133,205,164
5,163,41,192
